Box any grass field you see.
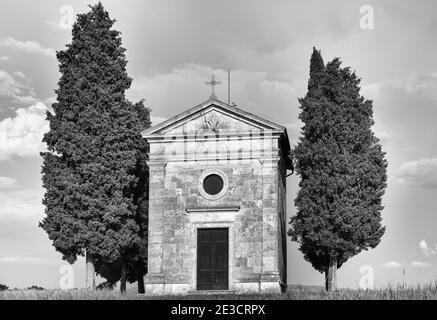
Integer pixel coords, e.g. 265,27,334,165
1,283,437,300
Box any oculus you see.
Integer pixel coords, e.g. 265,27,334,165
198,169,229,200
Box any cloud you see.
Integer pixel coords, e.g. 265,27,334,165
124,0,357,76
0,187,45,221
419,240,436,257
44,96,57,106
0,70,26,95
398,158,437,188
0,102,49,161
0,256,54,264
12,71,27,80
363,73,437,103
9,95,40,106
0,56,9,61
0,70,38,107
361,73,437,139
0,177,17,188
46,20,72,31
394,73,437,102
411,261,432,268
0,37,56,58
128,63,302,126
383,261,402,268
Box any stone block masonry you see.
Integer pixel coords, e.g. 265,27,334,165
142,98,292,295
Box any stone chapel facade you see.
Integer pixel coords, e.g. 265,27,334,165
142,98,292,295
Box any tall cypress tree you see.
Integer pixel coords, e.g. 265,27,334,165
288,48,387,291
40,3,150,292
93,99,151,293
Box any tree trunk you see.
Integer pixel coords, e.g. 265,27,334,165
325,255,337,291
85,251,96,290
137,272,145,294
120,261,127,294
136,260,145,294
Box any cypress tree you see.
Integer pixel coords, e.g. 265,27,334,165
288,48,388,291
40,2,150,293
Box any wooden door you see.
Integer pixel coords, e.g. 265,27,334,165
197,228,228,290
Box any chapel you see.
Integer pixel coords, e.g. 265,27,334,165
142,88,293,294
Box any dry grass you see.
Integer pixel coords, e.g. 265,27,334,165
1,283,437,300
0,289,128,300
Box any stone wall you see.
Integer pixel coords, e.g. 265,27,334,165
144,107,289,295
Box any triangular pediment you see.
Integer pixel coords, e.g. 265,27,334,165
142,98,286,138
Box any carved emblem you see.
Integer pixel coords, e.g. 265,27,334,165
202,116,220,131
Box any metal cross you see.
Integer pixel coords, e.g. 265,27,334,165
205,74,221,99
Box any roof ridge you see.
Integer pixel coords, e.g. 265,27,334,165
141,98,285,137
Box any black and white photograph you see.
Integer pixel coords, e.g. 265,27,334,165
0,0,436,310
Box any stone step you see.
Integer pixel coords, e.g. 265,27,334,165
188,290,237,295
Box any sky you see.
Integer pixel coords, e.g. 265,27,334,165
0,0,436,290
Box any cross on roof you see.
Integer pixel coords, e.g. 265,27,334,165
205,74,221,99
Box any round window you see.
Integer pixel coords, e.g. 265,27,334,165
203,174,224,195
198,170,228,200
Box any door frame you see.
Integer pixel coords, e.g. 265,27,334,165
196,228,229,290
188,218,236,292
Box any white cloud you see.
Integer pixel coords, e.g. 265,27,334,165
362,73,437,102
419,240,436,257
12,71,27,80
0,102,49,160
0,70,26,95
383,261,402,268
0,37,56,58
0,56,9,61
0,177,17,188
44,96,57,106
0,187,45,221
396,73,437,101
411,261,432,268
398,158,437,188
0,256,53,264
9,95,40,105
0,70,38,106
